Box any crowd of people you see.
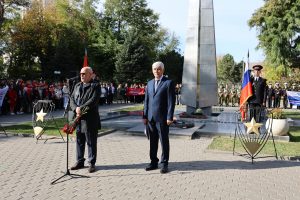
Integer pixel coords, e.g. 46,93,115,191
0,79,68,115
2,76,297,117
218,82,300,109
0,78,183,116
0,79,179,116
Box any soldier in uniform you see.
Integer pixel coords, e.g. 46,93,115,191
290,83,297,108
248,65,267,122
266,83,274,108
236,85,241,106
230,85,237,106
223,84,229,107
273,82,282,108
282,82,289,109
218,84,224,106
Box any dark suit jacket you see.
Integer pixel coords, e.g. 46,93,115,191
248,76,267,105
143,76,175,123
70,81,101,131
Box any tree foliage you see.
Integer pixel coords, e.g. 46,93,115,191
248,0,300,70
115,29,151,83
1,0,183,83
217,54,242,84
0,0,30,29
104,0,158,39
158,50,183,84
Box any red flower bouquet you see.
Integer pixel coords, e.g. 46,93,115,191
62,107,89,135
62,116,80,134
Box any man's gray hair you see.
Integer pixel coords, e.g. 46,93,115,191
82,66,93,74
152,61,164,70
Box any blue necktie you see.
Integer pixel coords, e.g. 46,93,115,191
155,80,159,92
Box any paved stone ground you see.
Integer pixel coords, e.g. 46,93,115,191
1,131,300,200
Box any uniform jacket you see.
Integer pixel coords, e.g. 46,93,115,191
143,76,175,123
248,76,267,105
70,81,101,131
267,87,274,98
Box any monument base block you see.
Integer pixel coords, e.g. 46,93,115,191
186,106,212,116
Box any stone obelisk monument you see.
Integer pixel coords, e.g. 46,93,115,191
181,0,218,115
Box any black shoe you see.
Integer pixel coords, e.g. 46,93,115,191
70,162,84,170
145,164,158,171
160,165,169,174
88,164,96,173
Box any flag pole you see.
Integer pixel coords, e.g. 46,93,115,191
247,49,250,73
83,48,88,68
240,49,251,121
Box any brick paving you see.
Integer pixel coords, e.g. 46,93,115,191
1,131,300,200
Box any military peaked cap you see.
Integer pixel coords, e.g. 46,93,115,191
253,65,263,70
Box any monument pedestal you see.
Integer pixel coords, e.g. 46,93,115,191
186,106,212,116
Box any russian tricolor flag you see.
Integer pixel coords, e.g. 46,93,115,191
239,60,253,120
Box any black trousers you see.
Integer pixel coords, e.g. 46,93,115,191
249,103,263,123
76,122,98,165
274,96,281,108
148,120,170,165
267,97,273,108
283,96,288,109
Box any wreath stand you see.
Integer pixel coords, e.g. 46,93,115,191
233,107,278,164
32,100,65,143
0,123,7,136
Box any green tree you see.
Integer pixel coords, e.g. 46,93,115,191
104,0,172,83
50,0,100,78
8,1,56,78
158,50,183,84
6,0,103,79
263,61,292,83
233,61,243,84
2,0,182,82
115,29,151,83
0,0,30,29
248,0,300,73
104,0,159,39
157,31,183,84
217,54,235,83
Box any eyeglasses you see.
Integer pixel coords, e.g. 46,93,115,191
80,73,86,76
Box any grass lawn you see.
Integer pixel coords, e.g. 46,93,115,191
4,118,108,137
208,126,300,157
115,104,185,112
116,104,144,112
283,110,300,119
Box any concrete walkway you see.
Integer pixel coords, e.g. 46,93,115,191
1,131,300,200
1,104,300,199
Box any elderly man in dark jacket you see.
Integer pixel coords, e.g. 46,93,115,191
70,67,100,173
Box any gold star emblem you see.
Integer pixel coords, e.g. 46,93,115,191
244,118,263,135
33,126,43,137
36,109,47,122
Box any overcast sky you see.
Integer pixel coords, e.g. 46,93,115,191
147,0,265,62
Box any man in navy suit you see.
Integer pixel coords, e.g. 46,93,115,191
143,61,175,174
